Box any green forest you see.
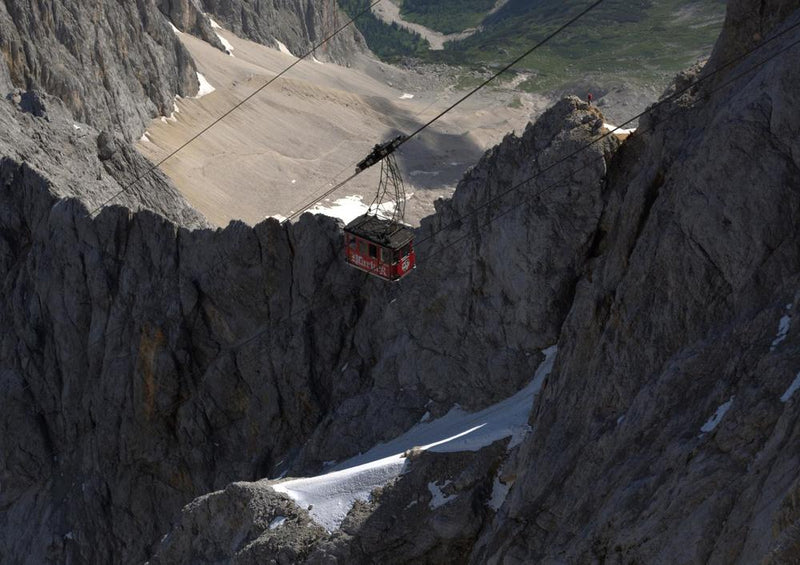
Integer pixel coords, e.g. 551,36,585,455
338,0,429,60
399,0,495,34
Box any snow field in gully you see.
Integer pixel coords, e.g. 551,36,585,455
271,346,558,531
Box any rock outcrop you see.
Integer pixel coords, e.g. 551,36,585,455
157,0,227,53
472,5,800,564
0,87,614,564
0,0,199,140
198,0,366,63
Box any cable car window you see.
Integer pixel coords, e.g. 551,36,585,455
400,244,410,258
359,240,368,256
381,247,393,263
368,244,378,258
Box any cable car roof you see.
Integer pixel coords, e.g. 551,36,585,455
344,214,414,249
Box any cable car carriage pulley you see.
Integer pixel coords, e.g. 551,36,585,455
344,135,416,281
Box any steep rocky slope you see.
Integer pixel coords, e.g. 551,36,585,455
2,1,800,565
0,0,200,140
151,1,800,564
198,0,365,62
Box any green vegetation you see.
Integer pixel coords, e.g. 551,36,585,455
399,0,495,34
337,0,726,93
339,0,429,61
435,0,726,88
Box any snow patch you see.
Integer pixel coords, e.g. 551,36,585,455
771,314,791,351
419,411,431,423
268,516,287,530
140,132,151,143
427,480,455,509
195,73,216,98
781,372,800,403
269,346,557,532
487,476,511,511
169,22,181,34
307,195,397,225
72,124,81,130
400,93,415,100
275,40,296,58
312,55,325,65
208,16,222,30
603,122,636,135
216,32,234,55
269,214,287,222
700,396,734,434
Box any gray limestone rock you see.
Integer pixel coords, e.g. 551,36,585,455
198,0,366,63
96,131,117,161
471,6,800,565
158,0,228,53
3,1,800,564
0,0,199,140
150,441,510,564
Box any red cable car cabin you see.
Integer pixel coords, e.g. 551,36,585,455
344,214,416,281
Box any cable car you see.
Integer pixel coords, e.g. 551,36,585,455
344,135,415,281
344,215,415,281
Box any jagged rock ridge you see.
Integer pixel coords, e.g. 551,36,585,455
1,1,800,564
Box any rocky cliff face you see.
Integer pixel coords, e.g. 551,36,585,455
474,4,800,564
0,0,200,140
198,0,366,62
0,87,616,564
150,1,800,564
3,1,800,564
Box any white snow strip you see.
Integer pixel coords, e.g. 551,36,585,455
306,195,397,225
216,32,235,55
487,475,511,511
400,93,415,100
275,40,296,58
604,122,636,135
270,346,557,532
72,124,81,130
427,480,455,509
419,411,431,423
169,22,181,34
269,214,287,222
140,132,151,143
312,55,325,65
771,314,791,351
208,16,222,30
195,73,215,98
268,516,287,530
781,372,800,403
700,396,734,433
